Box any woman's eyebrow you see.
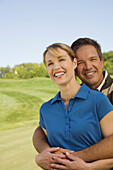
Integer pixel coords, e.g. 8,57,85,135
57,55,65,59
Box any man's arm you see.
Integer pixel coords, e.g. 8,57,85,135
32,126,66,170
72,134,113,162
32,125,50,153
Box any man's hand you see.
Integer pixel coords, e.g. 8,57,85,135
54,148,74,155
35,147,66,170
51,152,89,170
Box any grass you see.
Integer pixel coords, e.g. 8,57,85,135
0,77,59,131
0,77,59,170
0,125,42,170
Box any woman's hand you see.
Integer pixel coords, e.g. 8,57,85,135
51,152,90,170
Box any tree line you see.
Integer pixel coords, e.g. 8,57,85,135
103,51,113,74
0,63,48,79
0,51,113,79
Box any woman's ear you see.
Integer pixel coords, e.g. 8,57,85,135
73,58,77,69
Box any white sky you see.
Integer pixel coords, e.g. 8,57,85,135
0,0,113,67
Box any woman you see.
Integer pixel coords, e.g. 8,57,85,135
38,43,113,169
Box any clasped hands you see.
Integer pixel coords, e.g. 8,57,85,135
35,147,72,169
35,147,88,170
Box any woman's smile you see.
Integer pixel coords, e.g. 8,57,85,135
54,71,65,77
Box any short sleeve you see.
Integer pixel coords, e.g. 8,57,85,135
39,105,46,129
96,92,113,121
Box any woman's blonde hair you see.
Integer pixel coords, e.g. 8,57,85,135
43,43,75,66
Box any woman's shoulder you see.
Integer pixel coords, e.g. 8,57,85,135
89,88,113,108
40,91,60,110
40,98,53,110
91,88,107,96
82,83,106,98
89,88,108,100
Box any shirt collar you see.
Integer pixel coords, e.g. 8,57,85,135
51,91,61,104
51,83,90,104
75,83,90,99
97,70,108,91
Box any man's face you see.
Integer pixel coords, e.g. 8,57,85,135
75,45,104,89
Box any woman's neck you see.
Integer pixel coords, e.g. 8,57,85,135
59,80,81,102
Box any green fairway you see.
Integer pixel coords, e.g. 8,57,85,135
0,125,42,170
0,77,59,170
0,77,59,131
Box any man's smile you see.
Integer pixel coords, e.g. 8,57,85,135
84,71,95,77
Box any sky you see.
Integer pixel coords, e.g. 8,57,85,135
0,0,113,67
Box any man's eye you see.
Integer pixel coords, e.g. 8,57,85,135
90,58,97,61
77,61,84,65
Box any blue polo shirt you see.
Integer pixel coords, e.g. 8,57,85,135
39,83,113,151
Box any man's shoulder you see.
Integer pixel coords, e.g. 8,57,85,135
101,74,113,104
106,74,113,92
106,74,113,83
101,74,113,90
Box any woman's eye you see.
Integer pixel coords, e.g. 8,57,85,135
59,59,65,61
48,63,53,66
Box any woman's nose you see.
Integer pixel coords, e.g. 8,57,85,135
53,62,60,69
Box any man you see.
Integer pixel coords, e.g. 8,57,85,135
33,38,113,170
71,37,113,104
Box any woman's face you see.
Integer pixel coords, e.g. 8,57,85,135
45,48,77,86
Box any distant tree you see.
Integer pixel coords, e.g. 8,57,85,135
5,72,14,79
37,63,48,77
30,63,40,78
0,66,11,78
103,51,113,74
12,63,48,79
13,64,34,79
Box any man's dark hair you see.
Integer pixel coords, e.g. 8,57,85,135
71,37,103,61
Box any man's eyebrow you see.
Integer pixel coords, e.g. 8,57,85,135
77,56,98,61
90,56,98,58
77,59,84,62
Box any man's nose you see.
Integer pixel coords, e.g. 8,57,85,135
84,62,92,70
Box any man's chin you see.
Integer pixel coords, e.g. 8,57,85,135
85,81,97,89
